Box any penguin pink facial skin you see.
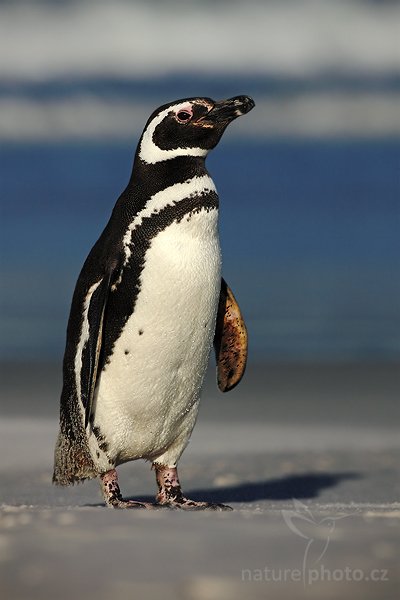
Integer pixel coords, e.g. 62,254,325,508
53,96,254,510
174,105,193,123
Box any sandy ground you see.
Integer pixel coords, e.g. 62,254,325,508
0,362,399,600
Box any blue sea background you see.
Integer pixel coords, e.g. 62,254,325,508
1,0,399,364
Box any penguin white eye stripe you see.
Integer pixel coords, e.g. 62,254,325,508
139,103,207,164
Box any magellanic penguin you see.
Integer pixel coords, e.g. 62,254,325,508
53,95,255,510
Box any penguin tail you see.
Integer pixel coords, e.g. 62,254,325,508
53,429,97,486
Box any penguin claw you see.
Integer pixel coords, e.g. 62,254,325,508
109,500,159,510
211,503,233,511
157,499,233,511
179,502,233,511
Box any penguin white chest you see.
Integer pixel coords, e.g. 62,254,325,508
92,207,221,466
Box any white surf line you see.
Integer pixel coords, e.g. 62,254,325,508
1,1,399,79
1,94,400,141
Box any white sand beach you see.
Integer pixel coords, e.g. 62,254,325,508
0,363,399,600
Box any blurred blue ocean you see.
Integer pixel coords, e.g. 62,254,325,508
2,135,399,361
0,0,399,362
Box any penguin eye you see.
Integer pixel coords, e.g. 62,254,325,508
176,111,192,123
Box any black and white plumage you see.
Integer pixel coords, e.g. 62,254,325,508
53,96,254,509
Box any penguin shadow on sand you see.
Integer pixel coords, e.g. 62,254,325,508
119,471,360,507
183,471,360,505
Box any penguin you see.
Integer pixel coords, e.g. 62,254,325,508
53,95,255,510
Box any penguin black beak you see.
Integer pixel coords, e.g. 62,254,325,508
199,96,255,125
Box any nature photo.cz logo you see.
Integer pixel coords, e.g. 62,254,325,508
241,500,389,586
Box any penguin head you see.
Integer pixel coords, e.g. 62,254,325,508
139,96,255,164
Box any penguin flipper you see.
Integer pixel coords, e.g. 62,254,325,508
83,270,112,428
213,278,248,392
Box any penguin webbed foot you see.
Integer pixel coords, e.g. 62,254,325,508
154,464,233,511
100,466,233,511
158,496,232,511
110,499,158,510
100,469,157,510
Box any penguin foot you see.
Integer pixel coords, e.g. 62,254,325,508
158,498,232,511
100,469,157,509
153,464,233,511
110,499,157,510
